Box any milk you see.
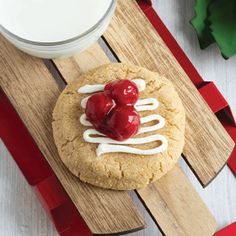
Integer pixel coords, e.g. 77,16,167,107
0,0,112,42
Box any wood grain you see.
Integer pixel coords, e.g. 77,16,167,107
54,43,110,83
103,0,235,186
0,36,145,235
138,165,216,236
54,41,217,236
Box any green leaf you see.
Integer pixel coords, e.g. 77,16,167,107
190,0,215,48
208,0,236,58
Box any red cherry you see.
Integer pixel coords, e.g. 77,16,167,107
84,80,141,141
85,92,114,129
104,80,116,94
105,79,139,106
105,106,140,141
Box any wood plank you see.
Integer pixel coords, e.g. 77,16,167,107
138,166,216,236
0,36,145,235
54,43,110,83
54,41,217,236
103,0,235,186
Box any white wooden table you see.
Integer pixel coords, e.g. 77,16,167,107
1,1,236,235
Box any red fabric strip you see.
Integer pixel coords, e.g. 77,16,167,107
0,88,52,185
198,82,228,113
215,222,236,236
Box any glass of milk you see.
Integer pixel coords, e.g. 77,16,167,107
0,0,116,58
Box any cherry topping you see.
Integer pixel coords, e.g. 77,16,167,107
104,81,115,94
105,106,140,141
105,79,139,106
85,92,114,130
85,79,140,141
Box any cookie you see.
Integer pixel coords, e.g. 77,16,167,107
52,63,185,190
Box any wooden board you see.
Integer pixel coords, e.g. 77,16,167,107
138,166,216,235
103,0,235,186
53,43,110,82
54,41,217,236
0,36,145,235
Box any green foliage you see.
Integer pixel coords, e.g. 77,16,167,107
191,0,236,59
190,0,214,48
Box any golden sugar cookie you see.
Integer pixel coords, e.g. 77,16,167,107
52,63,185,190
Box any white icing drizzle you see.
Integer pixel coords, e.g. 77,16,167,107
81,114,165,133
81,96,90,108
81,96,159,112
83,129,167,156
82,114,167,156
77,79,168,156
78,84,104,93
132,79,146,91
139,115,165,133
77,78,146,94
135,98,159,111
80,114,91,126
96,140,168,157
